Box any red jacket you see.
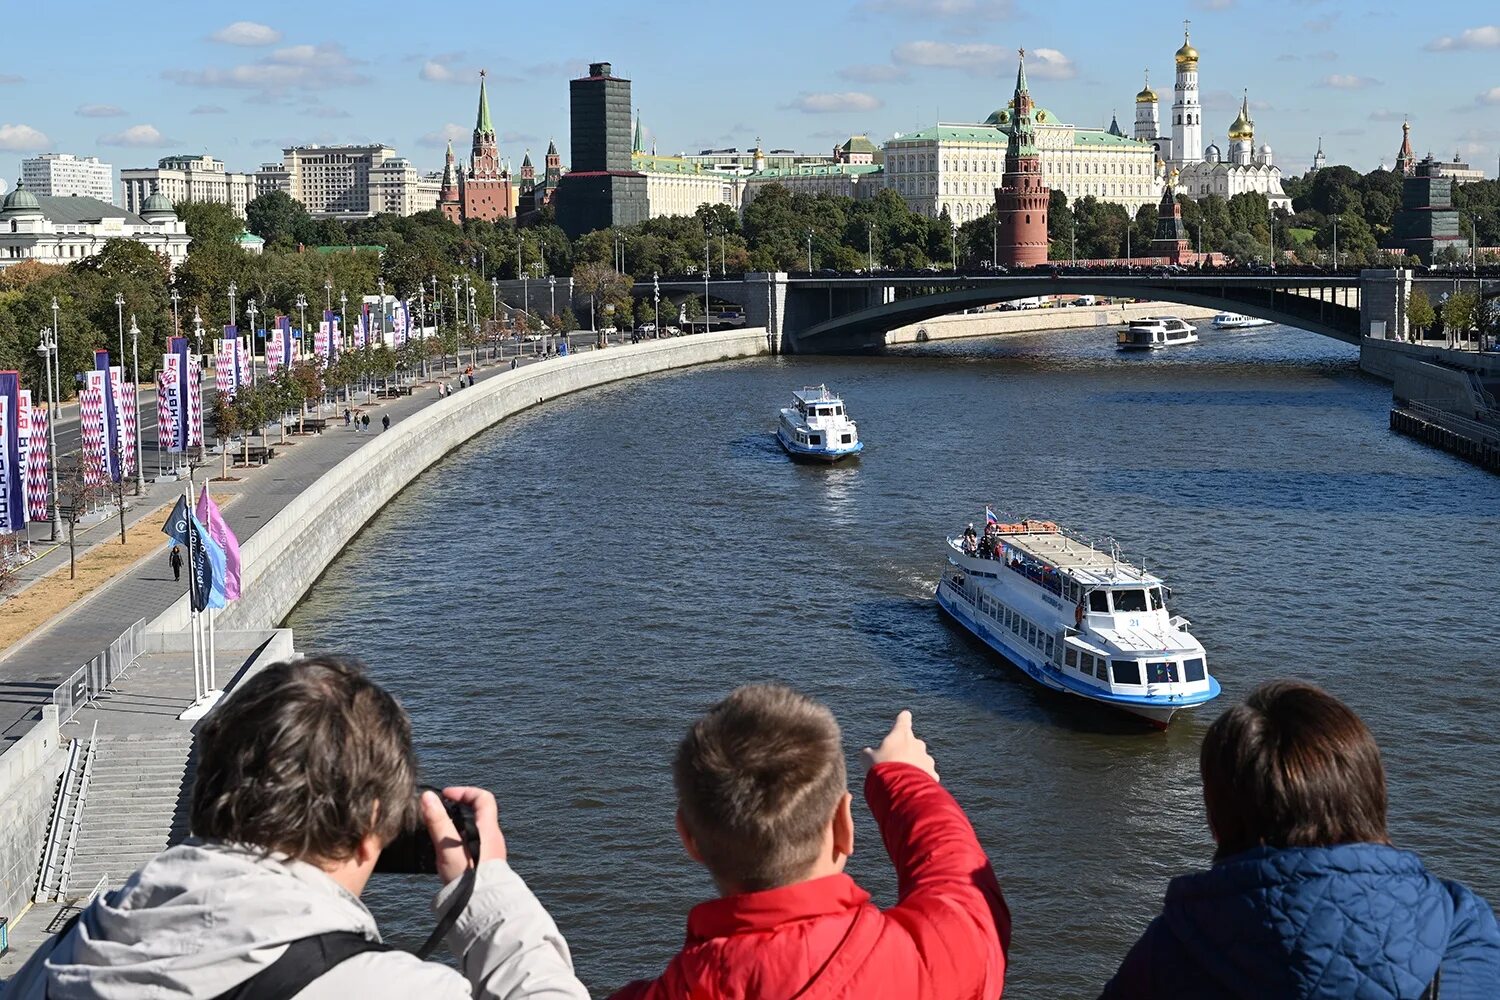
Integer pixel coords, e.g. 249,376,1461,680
610,762,1010,1000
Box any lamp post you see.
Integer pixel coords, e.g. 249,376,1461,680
719,227,726,277
452,275,461,368
951,222,959,271
324,279,332,312
227,281,237,329
1331,214,1339,271
294,294,307,360
653,271,660,337
704,236,711,335
245,299,259,388
114,292,126,363
170,289,181,339
1071,216,1076,265
490,276,498,323
1268,205,1276,270
338,291,348,353
1471,213,1481,278
548,275,556,323
868,221,875,273
805,230,813,273
192,306,203,358
990,208,997,271
36,327,59,540
128,314,144,494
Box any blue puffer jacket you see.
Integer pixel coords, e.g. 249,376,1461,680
1100,843,1500,999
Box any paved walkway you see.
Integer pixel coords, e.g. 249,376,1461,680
0,342,581,739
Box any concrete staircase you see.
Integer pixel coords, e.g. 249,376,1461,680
68,734,195,893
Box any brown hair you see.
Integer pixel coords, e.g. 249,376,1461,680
674,684,847,892
1200,680,1388,861
191,655,419,863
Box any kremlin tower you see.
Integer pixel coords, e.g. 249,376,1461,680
1170,23,1202,168
438,70,515,224
994,50,1049,268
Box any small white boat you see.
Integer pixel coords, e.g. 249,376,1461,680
776,385,863,462
1211,312,1273,330
936,516,1221,728
1117,316,1198,350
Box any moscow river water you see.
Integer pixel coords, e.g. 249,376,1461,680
288,322,1500,998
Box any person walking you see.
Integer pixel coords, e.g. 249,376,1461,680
343,407,351,429
361,413,370,432
381,414,390,432
169,546,182,583
468,373,475,388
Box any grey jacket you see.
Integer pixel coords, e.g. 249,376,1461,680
5,840,589,999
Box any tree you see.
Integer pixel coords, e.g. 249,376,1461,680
59,460,104,580
1441,292,1478,347
1407,289,1436,339
572,263,630,330
246,191,315,250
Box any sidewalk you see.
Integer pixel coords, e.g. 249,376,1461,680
0,348,561,739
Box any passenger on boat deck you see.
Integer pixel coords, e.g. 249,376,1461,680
962,524,978,555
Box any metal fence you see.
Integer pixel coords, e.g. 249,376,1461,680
50,618,147,725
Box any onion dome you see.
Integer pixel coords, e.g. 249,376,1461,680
140,192,175,217
1,185,40,213
1228,94,1254,141
1136,70,1157,104
1175,31,1199,68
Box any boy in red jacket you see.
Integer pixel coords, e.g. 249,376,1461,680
611,685,1010,1000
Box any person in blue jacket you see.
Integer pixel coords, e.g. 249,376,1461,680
1101,680,1500,1000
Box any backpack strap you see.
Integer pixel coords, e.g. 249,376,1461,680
212,932,392,1000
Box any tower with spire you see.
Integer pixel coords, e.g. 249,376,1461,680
439,70,515,224
994,50,1049,267
1394,120,1415,176
1312,137,1326,172
1170,21,1202,167
1227,91,1254,166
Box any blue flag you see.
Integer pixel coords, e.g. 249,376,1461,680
163,495,228,612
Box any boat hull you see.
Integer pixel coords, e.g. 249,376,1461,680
934,580,1215,729
776,428,863,462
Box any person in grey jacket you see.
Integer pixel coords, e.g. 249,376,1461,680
7,655,589,1000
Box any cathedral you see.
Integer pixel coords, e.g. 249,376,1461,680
440,71,515,224
1133,25,1290,210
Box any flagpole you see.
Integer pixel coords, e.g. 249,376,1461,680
184,484,202,704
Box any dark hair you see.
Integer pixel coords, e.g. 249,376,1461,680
674,684,847,892
191,655,419,863
1200,680,1388,860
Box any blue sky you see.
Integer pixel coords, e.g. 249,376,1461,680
2,0,1498,192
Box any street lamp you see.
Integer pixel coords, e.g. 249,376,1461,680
719,226,726,277
652,271,660,337
548,275,556,321
324,278,332,312
170,289,181,339
128,314,144,493
245,299,259,388
1471,213,1481,278
1331,214,1339,271
114,291,126,364
805,230,814,273
490,276,498,323
452,275,461,367
192,306,203,361
36,327,59,540
339,291,348,352
227,281,238,329
294,294,307,359
951,222,959,271
868,221,876,273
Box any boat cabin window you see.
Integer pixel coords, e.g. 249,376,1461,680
834,406,843,415
1112,589,1148,613
840,434,852,444
1088,590,1109,613
1111,660,1140,685
1044,636,1054,657
1148,661,1177,684
1149,587,1165,610
809,434,822,445
1081,653,1095,673
1183,657,1205,682
1065,647,1078,667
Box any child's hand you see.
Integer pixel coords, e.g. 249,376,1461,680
862,710,939,782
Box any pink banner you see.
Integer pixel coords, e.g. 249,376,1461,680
81,371,108,487
215,338,238,400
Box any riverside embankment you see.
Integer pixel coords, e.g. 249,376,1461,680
885,302,1219,344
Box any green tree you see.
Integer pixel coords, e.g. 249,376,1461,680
1407,288,1436,337
246,191,315,249
1441,291,1478,346
572,262,630,330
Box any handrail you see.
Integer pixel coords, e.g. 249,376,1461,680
36,735,86,900
57,722,99,899
1403,400,1500,445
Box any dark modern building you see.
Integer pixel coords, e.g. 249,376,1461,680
1388,155,1468,265
554,62,647,239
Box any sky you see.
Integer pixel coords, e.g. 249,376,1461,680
1,0,1498,192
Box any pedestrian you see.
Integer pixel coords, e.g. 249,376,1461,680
468,373,475,388
353,411,361,432
169,545,182,582
510,357,517,370
381,414,389,432
361,413,370,431
343,407,351,428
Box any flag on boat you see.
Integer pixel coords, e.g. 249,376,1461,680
195,485,241,602
985,507,999,525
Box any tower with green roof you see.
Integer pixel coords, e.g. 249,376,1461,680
995,49,1049,267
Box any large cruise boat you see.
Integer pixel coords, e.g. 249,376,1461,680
1211,312,1273,330
776,385,863,462
1117,316,1198,350
935,516,1221,727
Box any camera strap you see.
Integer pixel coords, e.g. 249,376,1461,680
415,865,477,961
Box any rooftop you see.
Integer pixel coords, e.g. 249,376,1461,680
991,524,1160,586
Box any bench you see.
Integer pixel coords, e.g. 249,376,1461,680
243,445,276,465
378,385,413,397
301,418,329,434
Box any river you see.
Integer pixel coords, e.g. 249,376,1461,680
287,321,1500,998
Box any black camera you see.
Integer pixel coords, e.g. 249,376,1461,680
374,785,480,874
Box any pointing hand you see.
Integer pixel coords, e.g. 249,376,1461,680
862,709,939,782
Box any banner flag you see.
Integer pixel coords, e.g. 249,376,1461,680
94,351,121,483
25,395,48,522
314,320,330,362
121,378,138,478
330,316,341,360
0,372,21,531
188,355,205,449
163,496,226,612
393,300,408,348
216,336,238,400
355,307,367,350
16,387,31,528
237,335,252,387
195,486,241,601
169,337,190,453
81,370,109,486
157,370,176,453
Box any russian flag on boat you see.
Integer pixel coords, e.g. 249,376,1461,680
985,507,999,525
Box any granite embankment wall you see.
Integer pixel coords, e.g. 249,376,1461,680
884,302,1221,345
0,706,65,923
151,329,771,635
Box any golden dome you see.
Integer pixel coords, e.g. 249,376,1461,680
1175,34,1198,67
1228,94,1254,140
1136,86,1158,104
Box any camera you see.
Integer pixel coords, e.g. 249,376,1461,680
374,785,480,874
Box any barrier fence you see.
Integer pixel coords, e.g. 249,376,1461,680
50,618,147,725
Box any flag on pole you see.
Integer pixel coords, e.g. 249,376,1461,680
195,486,241,602
0,372,23,532
163,495,228,612
985,507,999,525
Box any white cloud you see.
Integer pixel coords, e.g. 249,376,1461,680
209,21,282,46
1027,48,1076,80
1426,25,1500,51
77,104,127,118
1321,74,1378,89
164,43,367,94
190,104,227,115
892,40,1007,73
0,123,50,151
838,64,910,83
1478,87,1500,105
0,74,22,84
302,106,352,119
420,60,456,83
860,0,1013,16
99,124,174,147
781,92,883,113
1368,108,1407,122
418,123,471,147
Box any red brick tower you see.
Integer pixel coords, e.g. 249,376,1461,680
457,70,513,221
995,50,1049,267
439,140,461,224
1394,119,1415,177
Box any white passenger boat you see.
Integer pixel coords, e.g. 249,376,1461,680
1117,316,1198,350
776,385,863,462
935,515,1220,728
1211,312,1273,330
